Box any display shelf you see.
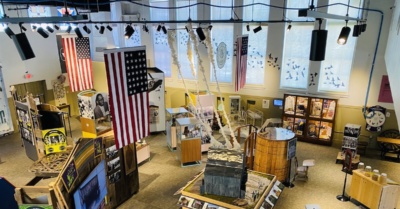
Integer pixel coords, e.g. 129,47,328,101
165,107,190,151
178,170,284,209
175,118,202,167
282,94,338,146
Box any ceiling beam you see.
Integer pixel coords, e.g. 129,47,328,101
0,15,88,24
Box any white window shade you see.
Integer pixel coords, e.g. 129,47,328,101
286,0,318,21
125,25,141,47
176,0,197,21
243,0,270,21
211,0,233,20
210,23,234,83
281,24,314,89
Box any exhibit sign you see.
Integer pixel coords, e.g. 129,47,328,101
42,128,67,154
287,138,297,160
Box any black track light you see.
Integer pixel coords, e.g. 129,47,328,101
125,25,135,39
208,25,213,31
185,26,189,32
54,25,60,30
95,25,99,30
66,25,72,33
143,25,149,33
75,27,83,38
83,25,91,34
36,27,49,38
352,24,361,37
19,23,27,32
361,23,367,32
31,25,37,32
196,27,206,41
4,27,14,39
161,25,167,34
99,26,105,34
253,25,262,33
337,26,351,45
246,24,250,32
287,24,292,31
46,26,54,33
157,25,162,32
106,25,113,31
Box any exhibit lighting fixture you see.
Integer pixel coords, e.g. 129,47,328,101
161,25,167,34
196,26,206,41
75,27,83,38
19,23,27,32
31,25,37,32
246,24,250,32
143,25,149,33
125,24,135,39
309,18,328,61
361,22,367,32
352,24,361,37
208,24,213,30
185,25,189,32
106,25,113,31
99,25,105,34
83,25,91,34
4,26,15,39
337,24,351,45
46,26,54,33
95,25,99,30
36,27,49,38
66,25,72,33
253,25,262,33
287,23,292,31
54,25,60,30
156,24,162,32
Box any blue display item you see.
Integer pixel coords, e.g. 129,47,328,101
73,160,107,209
0,177,18,209
273,99,283,107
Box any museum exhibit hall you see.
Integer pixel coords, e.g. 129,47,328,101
1,0,400,208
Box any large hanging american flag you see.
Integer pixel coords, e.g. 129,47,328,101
62,36,93,92
104,46,149,149
235,35,249,92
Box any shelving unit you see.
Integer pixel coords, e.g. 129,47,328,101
282,94,338,146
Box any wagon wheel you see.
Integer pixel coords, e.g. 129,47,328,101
379,129,400,138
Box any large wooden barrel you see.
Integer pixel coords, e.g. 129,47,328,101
253,133,293,181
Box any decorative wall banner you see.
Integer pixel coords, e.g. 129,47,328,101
52,79,67,106
378,75,393,103
42,128,67,154
0,66,13,136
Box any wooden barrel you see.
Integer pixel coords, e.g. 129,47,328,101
253,134,292,181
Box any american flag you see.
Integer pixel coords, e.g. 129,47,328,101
235,35,249,92
62,37,93,92
104,46,149,149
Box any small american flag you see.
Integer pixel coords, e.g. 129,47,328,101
104,46,149,149
235,35,249,92
62,37,93,92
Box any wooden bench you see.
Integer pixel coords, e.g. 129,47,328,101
377,129,400,161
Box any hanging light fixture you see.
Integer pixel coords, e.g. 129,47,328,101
310,18,328,61
352,23,361,37
99,25,105,34
36,27,49,38
54,25,60,30
287,22,292,31
125,24,135,39
208,24,213,31
4,26,15,39
19,23,27,32
66,25,72,33
106,25,113,31
83,25,91,34
95,25,99,30
46,26,54,33
196,26,206,41
246,24,250,32
31,25,37,32
156,24,162,32
75,27,84,38
143,24,149,33
337,22,351,45
253,24,262,33
161,25,168,34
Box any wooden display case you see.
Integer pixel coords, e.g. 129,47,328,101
175,118,202,167
165,107,190,151
349,170,400,209
282,94,337,146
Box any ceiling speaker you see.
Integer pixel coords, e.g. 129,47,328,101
12,33,35,61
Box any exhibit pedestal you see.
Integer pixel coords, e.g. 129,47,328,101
137,143,150,164
177,138,202,167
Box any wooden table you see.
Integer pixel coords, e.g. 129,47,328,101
57,104,70,116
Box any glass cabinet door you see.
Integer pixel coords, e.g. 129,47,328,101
307,120,320,138
295,96,308,117
319,122,333,141
309,98,323,118
322,99,336,120
284,95,296,115
294,118,306,136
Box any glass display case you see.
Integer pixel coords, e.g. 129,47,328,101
175,118,202,167
282,94,337,146
165,107,190,151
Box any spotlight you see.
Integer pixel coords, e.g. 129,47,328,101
66,25,72,33
246,24,250,32
99,26,105,34
36,27,49,38
143,25,149,33
310,29,328,61
46,26,54,33
196,27,206,41
125,25,135,39
54,25,60,30
4,27,15,39
337,26,351,45
75,27,83,38
161,25,167,34
352,24,361,37
287,24,292,31
361,23,367,32
83,25,91,34
208,25,213,30
253,25,262,33
31,25,37,32
95,25,99,30
185,25,189,32
157,25,162,32
18,23,27,32
106,25,113,31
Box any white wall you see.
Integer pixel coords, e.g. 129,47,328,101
385,0,400,129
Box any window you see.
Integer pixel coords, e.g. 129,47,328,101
319,0,362,92
125,25,141,47
0,5,5,32
210,0,234,83
150,0,171,77
280,0,317,90
28,6,54,30
242,0,269,85
176,0,197,80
